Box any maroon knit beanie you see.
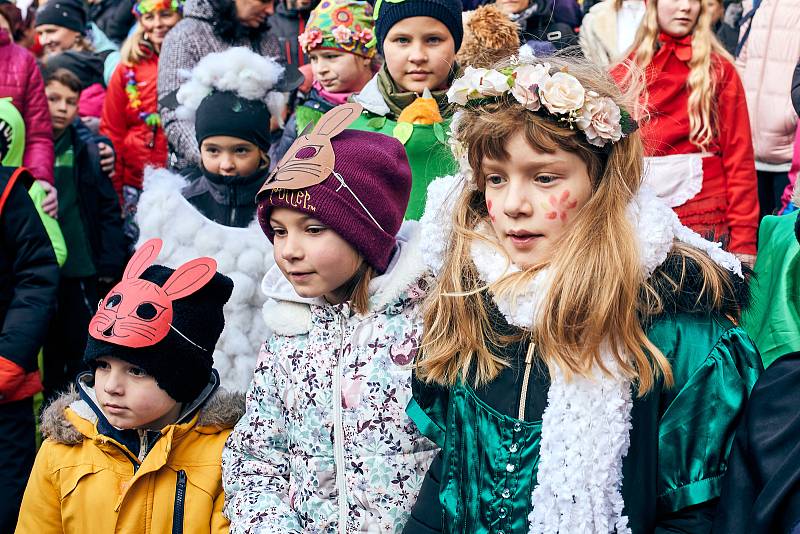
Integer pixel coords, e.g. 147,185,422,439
257,129,412,273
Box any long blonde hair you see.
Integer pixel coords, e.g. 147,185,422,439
417,56,740,395
620,0,733,149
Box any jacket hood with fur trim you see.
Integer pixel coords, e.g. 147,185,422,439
261,220,429,336
41,377,245,446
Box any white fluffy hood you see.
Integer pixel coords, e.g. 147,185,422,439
176,47,288,124
261,220,428,336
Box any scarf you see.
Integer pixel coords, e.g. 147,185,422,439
375,64,453,119
420,174,743,534
312,80,351,106
657,31,693,63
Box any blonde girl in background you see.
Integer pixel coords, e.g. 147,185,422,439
404,53,762,532
612,0,759,265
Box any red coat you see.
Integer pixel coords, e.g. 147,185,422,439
613,34,759,255
100,53,168,196
0,29,54,184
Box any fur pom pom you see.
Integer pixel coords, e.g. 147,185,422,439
176,47,287,122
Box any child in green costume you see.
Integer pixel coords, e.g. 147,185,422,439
271,0,377,165
0,97,66,266
406,56,761,532
349,0,462,220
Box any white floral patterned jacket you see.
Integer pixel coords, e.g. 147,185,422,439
222,222,439,533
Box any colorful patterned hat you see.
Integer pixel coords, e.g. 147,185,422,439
298,0,376,58
132,0,184,17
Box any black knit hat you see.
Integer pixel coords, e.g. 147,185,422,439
374,0,463,54
195,90,272,153
35,0,87,34
84,256,234,403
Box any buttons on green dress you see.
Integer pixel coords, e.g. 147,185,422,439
506,463,516,473
509,443,518,453
501,488,511,499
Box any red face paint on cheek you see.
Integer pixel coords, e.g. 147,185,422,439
545,211,558,220
487,199,496,222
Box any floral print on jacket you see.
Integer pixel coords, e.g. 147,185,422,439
222,223,439,533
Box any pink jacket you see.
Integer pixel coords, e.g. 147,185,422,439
736,0,800,166
0,29,54,184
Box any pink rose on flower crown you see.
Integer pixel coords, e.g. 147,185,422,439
298,28,323,51
510,63,551,111
576,92,623,147
539,71,585,115
331,25,353,43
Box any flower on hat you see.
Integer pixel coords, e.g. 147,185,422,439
332,24,353,43
576,92,623,147
539,71,585,115
510,63,550,111
298,28,324,52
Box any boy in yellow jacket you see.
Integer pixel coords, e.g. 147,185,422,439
16,238,244,534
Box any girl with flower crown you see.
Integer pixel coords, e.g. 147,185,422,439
612,0,759,266
403,54,762,533
100,0,182,248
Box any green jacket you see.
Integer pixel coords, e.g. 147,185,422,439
405,281,762,533
350,77,456,220
741,211,800,368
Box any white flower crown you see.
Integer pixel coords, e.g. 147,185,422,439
446,63,637,148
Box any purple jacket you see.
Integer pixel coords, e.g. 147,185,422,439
0,30,54,184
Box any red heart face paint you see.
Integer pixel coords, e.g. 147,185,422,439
487,199,496,222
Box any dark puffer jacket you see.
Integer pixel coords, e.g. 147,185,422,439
0,30,54,184
0,167,59,403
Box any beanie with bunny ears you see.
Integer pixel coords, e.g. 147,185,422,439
257,123,412,273
83,240,234,403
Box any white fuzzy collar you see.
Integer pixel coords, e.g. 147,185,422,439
261,220,428,336
420,174,742,533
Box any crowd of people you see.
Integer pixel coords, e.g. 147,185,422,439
0,0,799,530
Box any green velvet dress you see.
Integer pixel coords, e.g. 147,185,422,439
406,312,762,533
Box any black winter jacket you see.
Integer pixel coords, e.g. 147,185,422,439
0,167,59,400
62,125,126,279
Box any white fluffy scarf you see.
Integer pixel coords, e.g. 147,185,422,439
420,175,743,534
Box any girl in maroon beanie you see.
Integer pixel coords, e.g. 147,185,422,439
222,104,438,532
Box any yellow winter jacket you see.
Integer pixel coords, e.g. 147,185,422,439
15,375,244,534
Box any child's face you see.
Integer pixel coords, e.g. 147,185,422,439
382,17,455,94
270,207,364,304
36,24,79,55
657,0,701,37
93,356,181,430
139,9,181,48
310,50,373,94
482,131,593,269
201,136,265,176
45,81,79,138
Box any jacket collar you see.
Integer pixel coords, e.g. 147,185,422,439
352,73,391,117
182,165,268,207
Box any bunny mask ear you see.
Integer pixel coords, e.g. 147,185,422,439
259,103,363,194
88,239,219,349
